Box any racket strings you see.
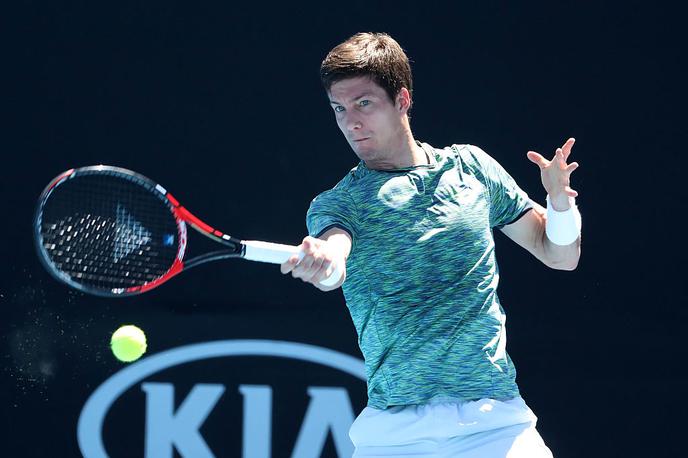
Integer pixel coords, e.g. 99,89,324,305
39,173,179,292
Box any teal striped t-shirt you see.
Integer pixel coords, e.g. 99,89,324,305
306,142,533,409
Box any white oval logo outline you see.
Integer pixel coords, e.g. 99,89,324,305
77,339,366,458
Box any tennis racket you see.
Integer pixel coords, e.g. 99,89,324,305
34,165,342,297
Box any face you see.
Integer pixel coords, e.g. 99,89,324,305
327,76,410,165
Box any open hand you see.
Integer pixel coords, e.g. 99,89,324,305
527,138,580,211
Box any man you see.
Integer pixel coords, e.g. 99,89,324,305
281,32,581,457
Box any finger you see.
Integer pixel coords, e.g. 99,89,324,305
280,256,299,274
561,137,575,161
565,162,579,173
300,257,325,282
555,148,566,168
294,254,315,273
526,151,549,169
564,186,578,198
321,262,333,281
312,259,332,283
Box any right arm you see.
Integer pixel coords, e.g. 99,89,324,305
280,227,352,291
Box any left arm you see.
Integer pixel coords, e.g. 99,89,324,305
500,200,581,270
499,137,581,270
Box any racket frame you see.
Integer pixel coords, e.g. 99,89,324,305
34,165,245,297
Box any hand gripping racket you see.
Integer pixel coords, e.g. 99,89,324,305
34,165,342,297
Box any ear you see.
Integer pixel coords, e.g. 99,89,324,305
396,87,412,114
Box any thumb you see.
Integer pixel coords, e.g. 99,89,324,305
527,151,549,169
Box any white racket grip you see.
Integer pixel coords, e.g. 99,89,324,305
242,240,344,287
242,240,299,264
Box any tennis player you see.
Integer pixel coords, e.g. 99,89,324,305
281,32,581,457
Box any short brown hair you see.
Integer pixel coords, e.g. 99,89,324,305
320,32,413,105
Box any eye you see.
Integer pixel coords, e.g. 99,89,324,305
333,105,345,113
359,100,370,107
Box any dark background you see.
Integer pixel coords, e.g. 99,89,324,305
2,1,685,457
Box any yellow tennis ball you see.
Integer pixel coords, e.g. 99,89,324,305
110,325,147,362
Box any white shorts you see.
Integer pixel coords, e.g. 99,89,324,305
349,397,553,458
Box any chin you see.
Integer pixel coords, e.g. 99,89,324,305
352,149,376,162
350,142,376,160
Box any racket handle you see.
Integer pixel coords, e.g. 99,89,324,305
242,240,299,264
242,240,343,287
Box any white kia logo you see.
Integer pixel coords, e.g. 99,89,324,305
78,339,366,457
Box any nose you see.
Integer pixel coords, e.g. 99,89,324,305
345,113,362,132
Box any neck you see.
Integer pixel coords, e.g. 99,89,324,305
365,126,427,170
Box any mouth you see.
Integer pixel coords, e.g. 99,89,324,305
352,137,370,143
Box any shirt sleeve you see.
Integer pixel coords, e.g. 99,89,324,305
464,144,533,229
306,186,358,241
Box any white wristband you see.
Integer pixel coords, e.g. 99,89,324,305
545,195,582,246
